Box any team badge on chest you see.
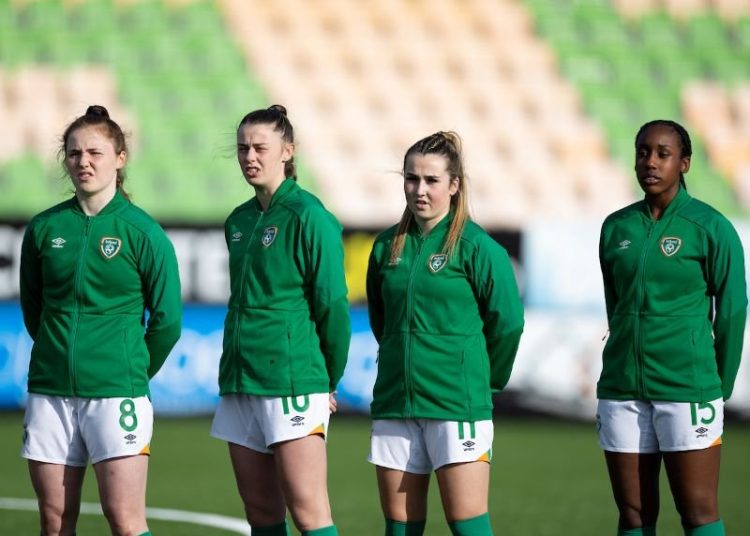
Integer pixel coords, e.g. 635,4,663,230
100,237,122,259
261,226,278,247
428,253,448,273
660,237,682,257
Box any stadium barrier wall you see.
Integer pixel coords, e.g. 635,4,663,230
2,222,750,418
2,302,750,418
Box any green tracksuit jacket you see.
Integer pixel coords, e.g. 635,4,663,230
598,186,747,402
220,179,351,396
366,215,524,421
19,191,182,398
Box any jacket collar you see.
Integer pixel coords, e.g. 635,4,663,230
254,178,298,212
71,190,129,216
641,184,691,220
407,211,452,240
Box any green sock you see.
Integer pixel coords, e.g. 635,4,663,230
685,520,725,536
252,521,291,536
385,518,427,535
136,532,152,536
618,527,656,536
618,527,648,535
301,525,338,536
449,513,493,536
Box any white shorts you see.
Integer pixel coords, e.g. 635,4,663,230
21,394,153,466
368,419,493,474
597,398,724,453
210,393,330,454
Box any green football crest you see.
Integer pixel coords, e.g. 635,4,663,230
261,226,278,247
428,253,448,273
100,237,122,259
660,237,682,257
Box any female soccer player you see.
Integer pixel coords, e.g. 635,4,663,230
210,105,350,536
597,120,747,536
19,105,182,536
365,131,524,536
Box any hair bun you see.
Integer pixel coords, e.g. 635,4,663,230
85,105,110,118
268,104,287,116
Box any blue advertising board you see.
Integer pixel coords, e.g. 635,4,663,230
0,302,377,415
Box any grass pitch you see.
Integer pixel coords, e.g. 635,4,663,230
1,413,748,535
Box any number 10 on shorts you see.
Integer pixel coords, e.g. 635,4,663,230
281,395,310,414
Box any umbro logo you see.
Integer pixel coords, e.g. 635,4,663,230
695,427,709,438
51,237,66,248
618,240,631,250
124,433,137,444
462,440,475,451
231,231,242,242
290,415,305,427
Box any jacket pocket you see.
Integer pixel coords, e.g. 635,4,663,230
371,334,406,412
75,313,148,395
410,333,474,416
599,315,638,396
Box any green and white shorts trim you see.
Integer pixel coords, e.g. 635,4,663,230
368,418,493,474
21,394,153,466
210,393,330,454
597,398,724,453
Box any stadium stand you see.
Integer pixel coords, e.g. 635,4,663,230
0,0,748,226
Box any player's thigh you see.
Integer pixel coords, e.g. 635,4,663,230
273,434,333,524
228,442,286,524
663,446,721,524
93,454,149,518
28,461,86,525
435,461,490,521
376,466,431,522
604,451,662,514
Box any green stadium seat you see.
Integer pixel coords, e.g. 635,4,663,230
0,155,56,216
637,13,684,51
685,13,731,51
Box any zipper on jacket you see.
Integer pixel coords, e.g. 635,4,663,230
70,216,92,393
233,212,264,392
404,236,426,417
634,219,655,399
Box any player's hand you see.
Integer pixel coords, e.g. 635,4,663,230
329,391,338,414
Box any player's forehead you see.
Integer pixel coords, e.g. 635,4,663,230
237,122,282,144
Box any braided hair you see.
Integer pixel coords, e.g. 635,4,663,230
635,119,692,189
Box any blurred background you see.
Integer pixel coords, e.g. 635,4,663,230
1,1,750,533
3,0,750,419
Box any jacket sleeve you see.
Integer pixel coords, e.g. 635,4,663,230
599,223,617,323
303,209,351,391
19,223,43,340
707,218,747,400
140,227,183,379
366,243,384,343
471,235,524,393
